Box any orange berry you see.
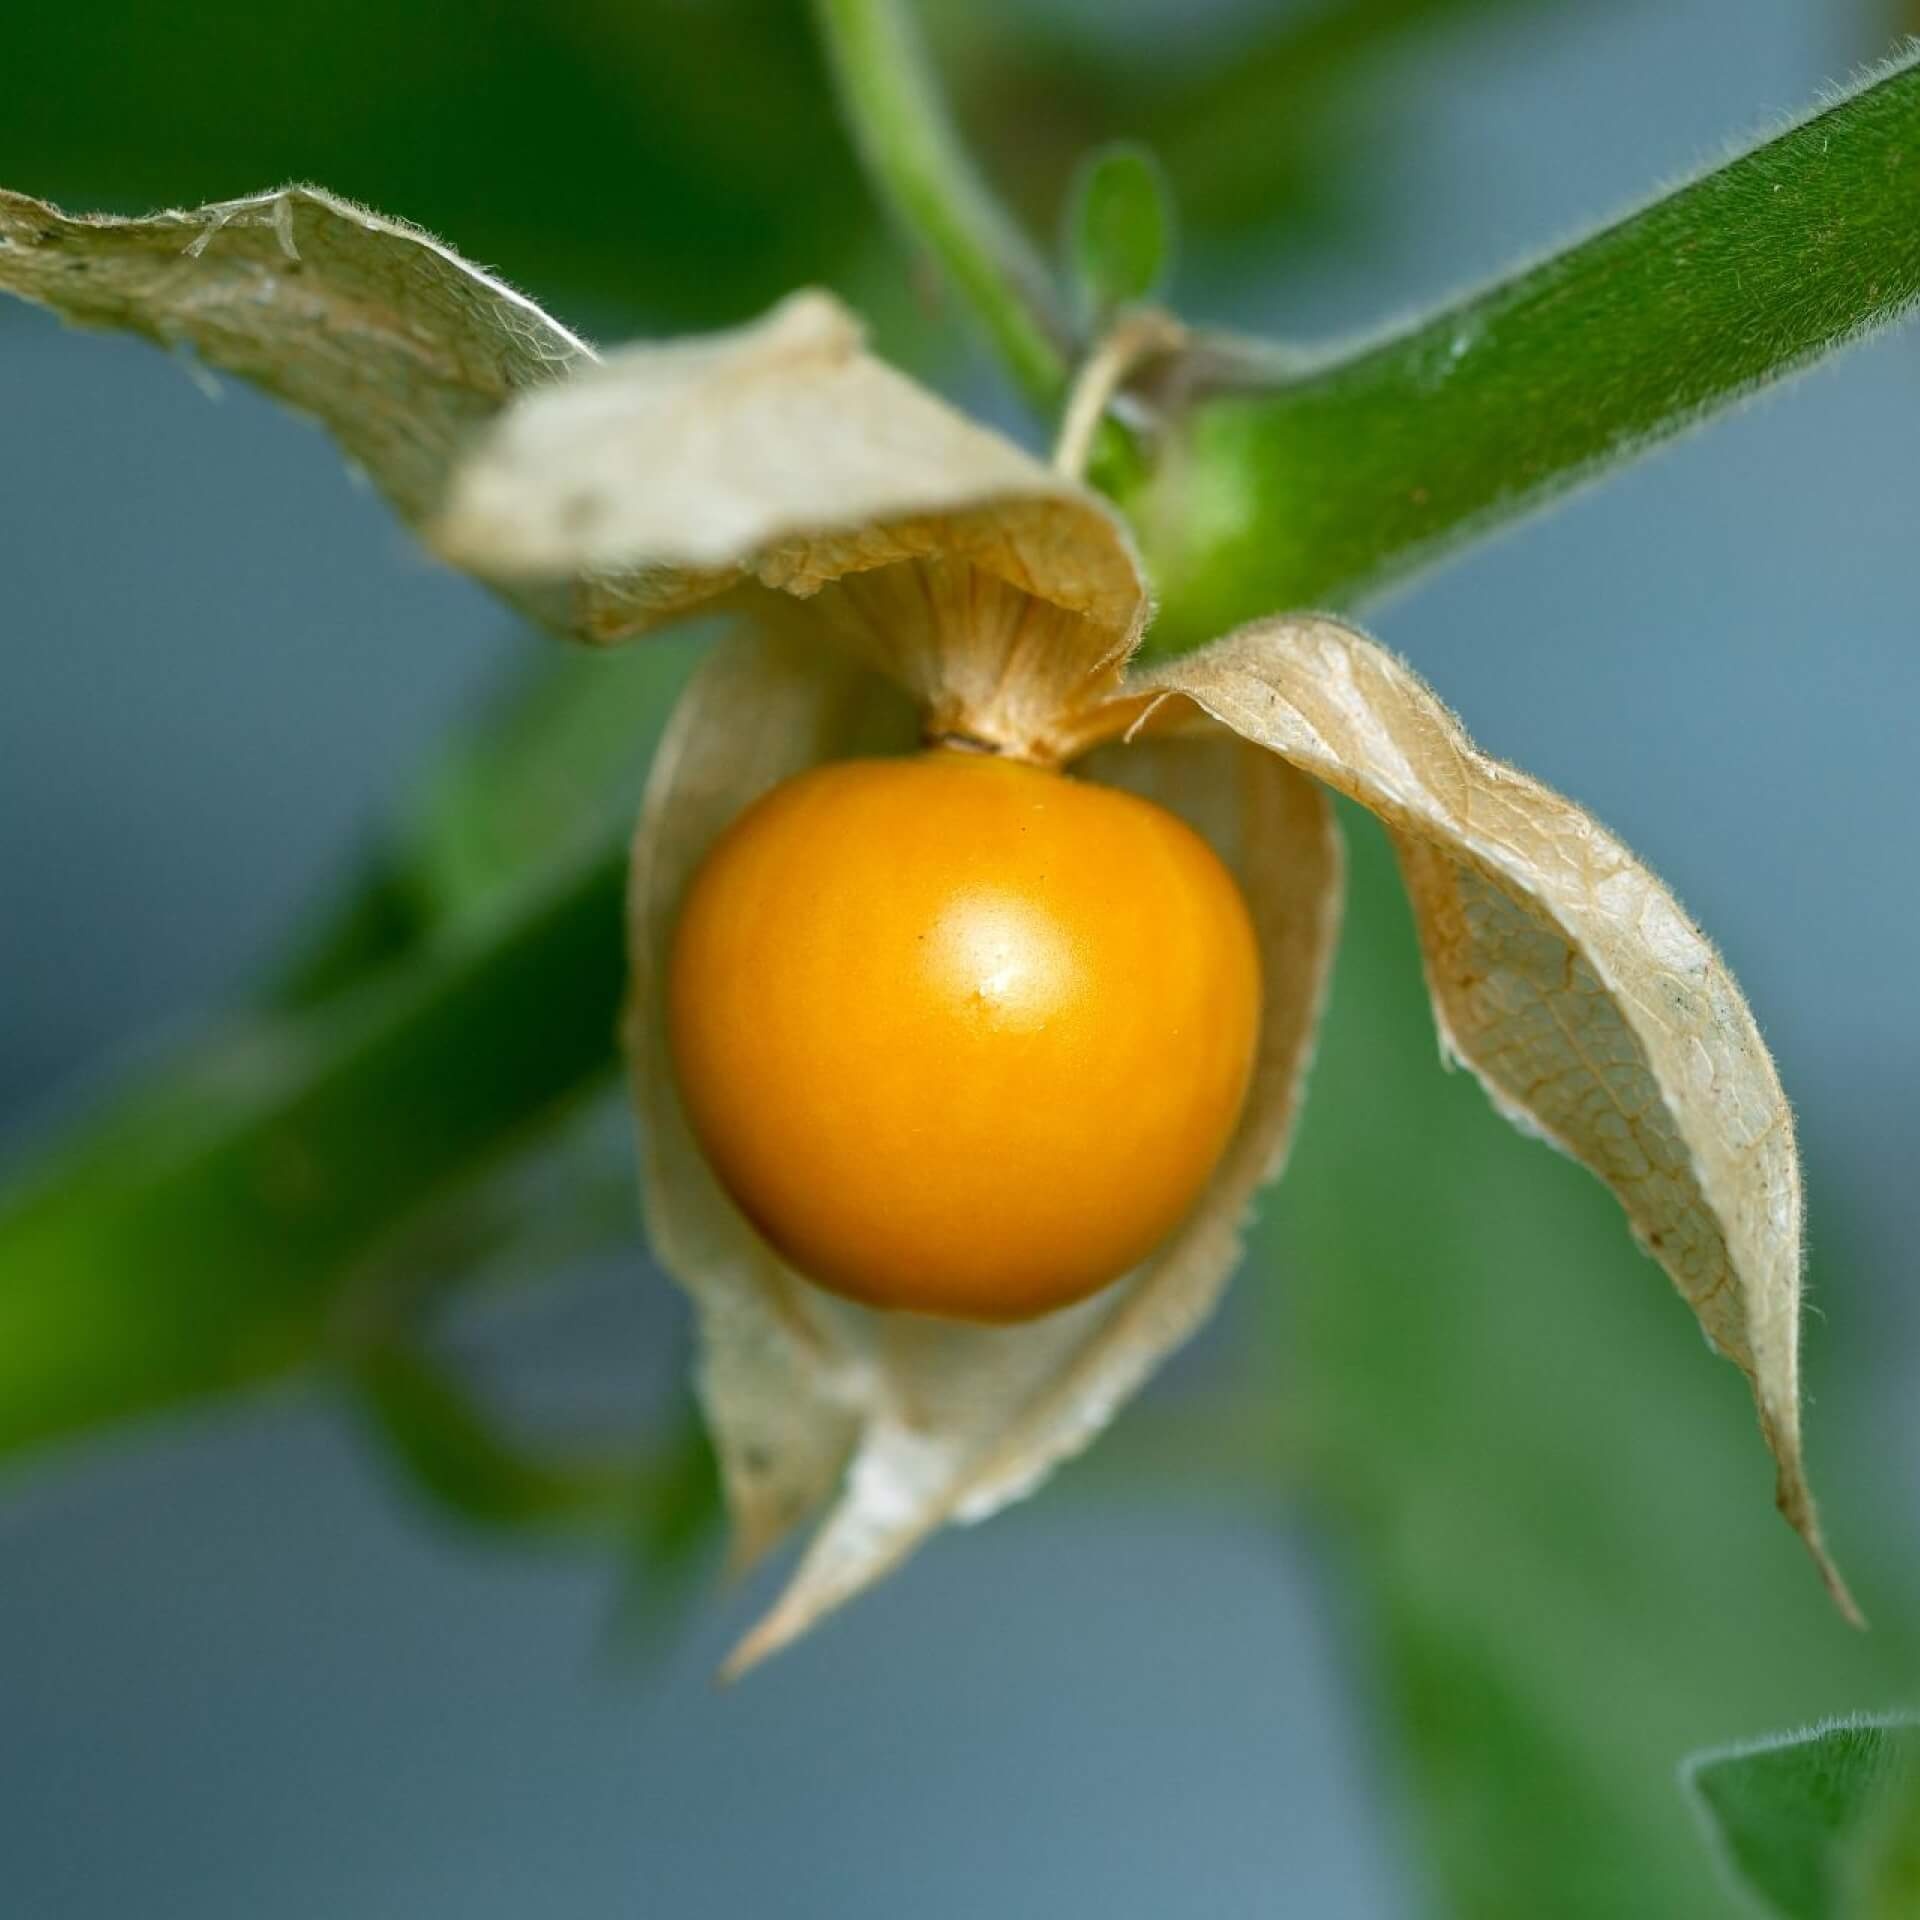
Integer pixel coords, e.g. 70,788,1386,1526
667,748,1262,1321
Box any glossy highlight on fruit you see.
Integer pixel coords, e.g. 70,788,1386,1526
667,748,1263,1321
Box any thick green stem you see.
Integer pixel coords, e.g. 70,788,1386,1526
812,0,1072,411
1136,46,1920,649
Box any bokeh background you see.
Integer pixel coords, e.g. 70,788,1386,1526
2,2,1916,1914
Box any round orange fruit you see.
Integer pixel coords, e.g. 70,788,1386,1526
667,748,1262,1321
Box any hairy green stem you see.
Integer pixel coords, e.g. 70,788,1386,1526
812,0,1072,410
1135,45,1920,648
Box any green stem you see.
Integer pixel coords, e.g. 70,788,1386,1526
0,848,629,1457
352,1335,644,1536
1135,45,1920,650
812,0,1072,411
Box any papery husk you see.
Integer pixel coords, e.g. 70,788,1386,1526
628,624,919,1570
432,291,1152,712
630,617,1341,1676
803,558,1141,763
0,184,649,641
1130,614,1857,1621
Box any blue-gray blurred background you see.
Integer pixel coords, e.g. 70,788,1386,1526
1,3,1915,1915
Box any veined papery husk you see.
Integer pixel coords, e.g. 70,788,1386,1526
439,286,1856,1663
1,187,1852,1663
1126,625,1859,1625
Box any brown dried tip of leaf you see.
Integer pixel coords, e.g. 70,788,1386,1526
630,615,1342,1677
1134,614,1861,1626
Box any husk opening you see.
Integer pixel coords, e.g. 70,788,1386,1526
630,611,1342,1675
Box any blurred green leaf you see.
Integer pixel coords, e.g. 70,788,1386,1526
1123,0,1550,238
605,1409,726,1651
0,0,867,321
352,1332,723,1647
940,0,1578,262
1260,817,1915,1918
0,629,695,1469
0,842,630,1460
1062,141,1175,323
1685,1717,1920,1919
354,1335,641,1534
1856,1742,1920,1920
1137,47,1920,646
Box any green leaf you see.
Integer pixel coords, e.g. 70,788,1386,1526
352,1337,723,1648
352,1335,639,1535
0,612,703,1463
1007,0,1576,244
604,1409,726,1651
1855,1744,1920,1920
1062,141,1175,322
1135,47,1920,647
0,595,710,1469
0,844,628,1458
1685,1717,1920,1919
0,0,869,322
0,605,701,1471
